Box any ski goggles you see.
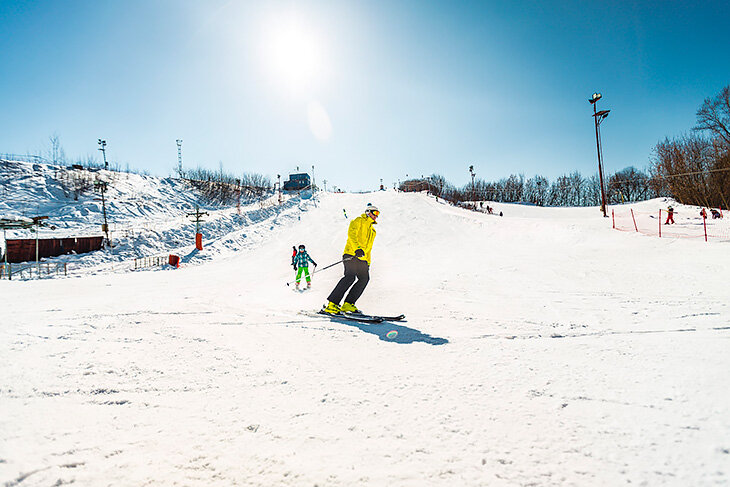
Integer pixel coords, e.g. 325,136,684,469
368,209,380,217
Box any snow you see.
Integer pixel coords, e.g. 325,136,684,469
1,161,729,486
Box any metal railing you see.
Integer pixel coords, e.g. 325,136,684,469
133,255,168,270
0,262,68,280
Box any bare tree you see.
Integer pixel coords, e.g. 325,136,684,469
695,85,730,146
48,133,66,165
523,175,549,205
584,174,602,206
651,134,716,207
608,167,650,203
185,166,272,205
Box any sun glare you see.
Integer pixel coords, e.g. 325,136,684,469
263,16,324,93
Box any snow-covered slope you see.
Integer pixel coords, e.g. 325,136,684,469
1,159,312,273
1,166,729,486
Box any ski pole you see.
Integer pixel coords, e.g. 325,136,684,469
285,256,353,286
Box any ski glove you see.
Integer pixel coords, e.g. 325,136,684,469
354,249,365,258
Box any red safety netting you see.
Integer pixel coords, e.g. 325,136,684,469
612,207,730,242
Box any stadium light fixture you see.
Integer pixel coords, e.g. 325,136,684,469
589,93,609,217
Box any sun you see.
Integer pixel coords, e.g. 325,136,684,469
263,16,324,93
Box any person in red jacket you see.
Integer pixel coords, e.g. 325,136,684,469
665,206,675,224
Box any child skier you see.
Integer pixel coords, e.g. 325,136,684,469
293,244,317,290
665,206,675,224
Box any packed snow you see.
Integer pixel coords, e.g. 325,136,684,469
1,161,729,486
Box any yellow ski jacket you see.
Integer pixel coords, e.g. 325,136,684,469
343,213,377,264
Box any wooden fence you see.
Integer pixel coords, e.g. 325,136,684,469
5,236,104,263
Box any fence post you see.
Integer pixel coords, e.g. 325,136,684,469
630,209,638,232
703,211,708,242
659,209,662,238
612,209,615,229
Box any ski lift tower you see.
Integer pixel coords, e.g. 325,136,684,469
186,204,209,250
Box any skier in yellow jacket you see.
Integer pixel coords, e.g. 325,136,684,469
323,203,379,314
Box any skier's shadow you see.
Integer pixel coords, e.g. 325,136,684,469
345,321,448,345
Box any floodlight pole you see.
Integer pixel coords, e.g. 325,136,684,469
98,139,108,170
590,93,609,217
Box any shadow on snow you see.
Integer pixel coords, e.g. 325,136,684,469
340,319,448,346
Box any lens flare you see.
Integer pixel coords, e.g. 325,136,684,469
386,330,398,340
307,100,332,141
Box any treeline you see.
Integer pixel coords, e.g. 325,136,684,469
650,86,730,209
401,167,659,207
183,167,272,205
400,85,730,209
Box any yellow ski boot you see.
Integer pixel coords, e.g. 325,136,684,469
322,301,341,315
340,302,360,314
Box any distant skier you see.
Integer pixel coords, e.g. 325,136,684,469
291,246,297,270
665,206,675,225
293,244,317,290
711,208,723,219
323,203,379,314
700,208,707,219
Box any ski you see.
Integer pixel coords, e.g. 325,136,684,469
343,312,406,322
316,310,384,323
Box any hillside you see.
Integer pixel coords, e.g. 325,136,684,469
0,159,310,272
1,161,729,486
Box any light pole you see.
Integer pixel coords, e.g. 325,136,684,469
277,174,282,204
98,139,108,170
176,139,183,176
589,93,610,217
469,165,475,201
94,180,110,245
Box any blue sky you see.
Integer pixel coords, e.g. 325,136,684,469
1,0,728,191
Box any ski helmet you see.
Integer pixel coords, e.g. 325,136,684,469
365,203,379,215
